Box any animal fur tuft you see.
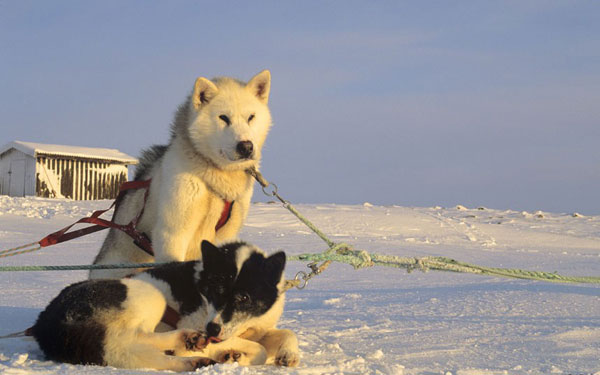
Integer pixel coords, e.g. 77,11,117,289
134,145,168,180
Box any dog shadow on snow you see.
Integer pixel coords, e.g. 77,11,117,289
0,306,44,359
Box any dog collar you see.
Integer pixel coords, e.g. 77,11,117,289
161,305,181,328
215,200,234,232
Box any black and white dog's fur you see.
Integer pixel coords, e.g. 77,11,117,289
32,241,298,371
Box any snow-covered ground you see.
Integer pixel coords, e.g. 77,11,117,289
1,196,599,375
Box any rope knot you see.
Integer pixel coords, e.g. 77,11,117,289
407,257,429,273
354,250,373,269
335,245,373,269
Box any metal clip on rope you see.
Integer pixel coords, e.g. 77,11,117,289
293,261,333,289
293,270,310,289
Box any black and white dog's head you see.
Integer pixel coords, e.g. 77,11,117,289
200,240,287,340
147,241,287,339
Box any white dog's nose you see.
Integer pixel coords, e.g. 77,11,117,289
236,141,254,159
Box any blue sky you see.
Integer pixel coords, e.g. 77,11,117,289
2,1,599,213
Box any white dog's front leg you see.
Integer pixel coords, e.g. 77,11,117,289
259,328,300,367
153,226,195,262
152,178,206,262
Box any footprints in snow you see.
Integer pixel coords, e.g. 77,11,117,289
426,208,498,248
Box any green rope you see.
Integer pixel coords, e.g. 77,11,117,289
288,252,600,284
2,252,599,285
283,202,337,248
0,263,164,272
1,170,598,285
251,169,599,285
249,167,337,249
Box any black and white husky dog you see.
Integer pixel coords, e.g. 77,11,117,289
31,241,297,371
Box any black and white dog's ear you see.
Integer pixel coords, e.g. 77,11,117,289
201,240,221,263
264,251,286,286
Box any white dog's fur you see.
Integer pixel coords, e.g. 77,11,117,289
90,71,272,279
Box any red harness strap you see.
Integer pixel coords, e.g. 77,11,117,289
35,179,236,269
36,180,234,256
215,200,234,232
123,272,181,329
37,180,154,254
162,306,181,328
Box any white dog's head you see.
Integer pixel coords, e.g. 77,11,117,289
186,70,272,171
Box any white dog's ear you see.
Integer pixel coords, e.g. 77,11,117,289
247,70,271,104
192,77,219,110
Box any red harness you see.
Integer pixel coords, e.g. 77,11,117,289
215,200,234,233
38,180,153,250
38,179,234,257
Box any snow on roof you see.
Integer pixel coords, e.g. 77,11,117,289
0,141,138,164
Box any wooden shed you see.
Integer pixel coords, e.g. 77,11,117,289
0,141,138,200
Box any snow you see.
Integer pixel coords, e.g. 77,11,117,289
0,141,138,164
1,198,599,375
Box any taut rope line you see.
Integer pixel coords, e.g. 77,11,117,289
1,168,598,286
248,168,600,285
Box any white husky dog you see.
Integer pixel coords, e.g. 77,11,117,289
91,71,272,279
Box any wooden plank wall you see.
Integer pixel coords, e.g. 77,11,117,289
36,156,128,200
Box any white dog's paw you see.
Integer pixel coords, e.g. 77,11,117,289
275,348,300,367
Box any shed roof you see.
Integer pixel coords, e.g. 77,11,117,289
0,141,138,164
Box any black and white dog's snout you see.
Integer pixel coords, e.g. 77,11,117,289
236,141,254,159
206,321,222,338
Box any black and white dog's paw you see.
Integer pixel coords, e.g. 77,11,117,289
183,330,209,351
275,348,300,367
218,350,244,363
189,357,216,369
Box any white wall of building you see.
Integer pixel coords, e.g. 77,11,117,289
0,149,36,197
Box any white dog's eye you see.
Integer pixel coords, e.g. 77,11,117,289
219,115,231,125
247,114,255,123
